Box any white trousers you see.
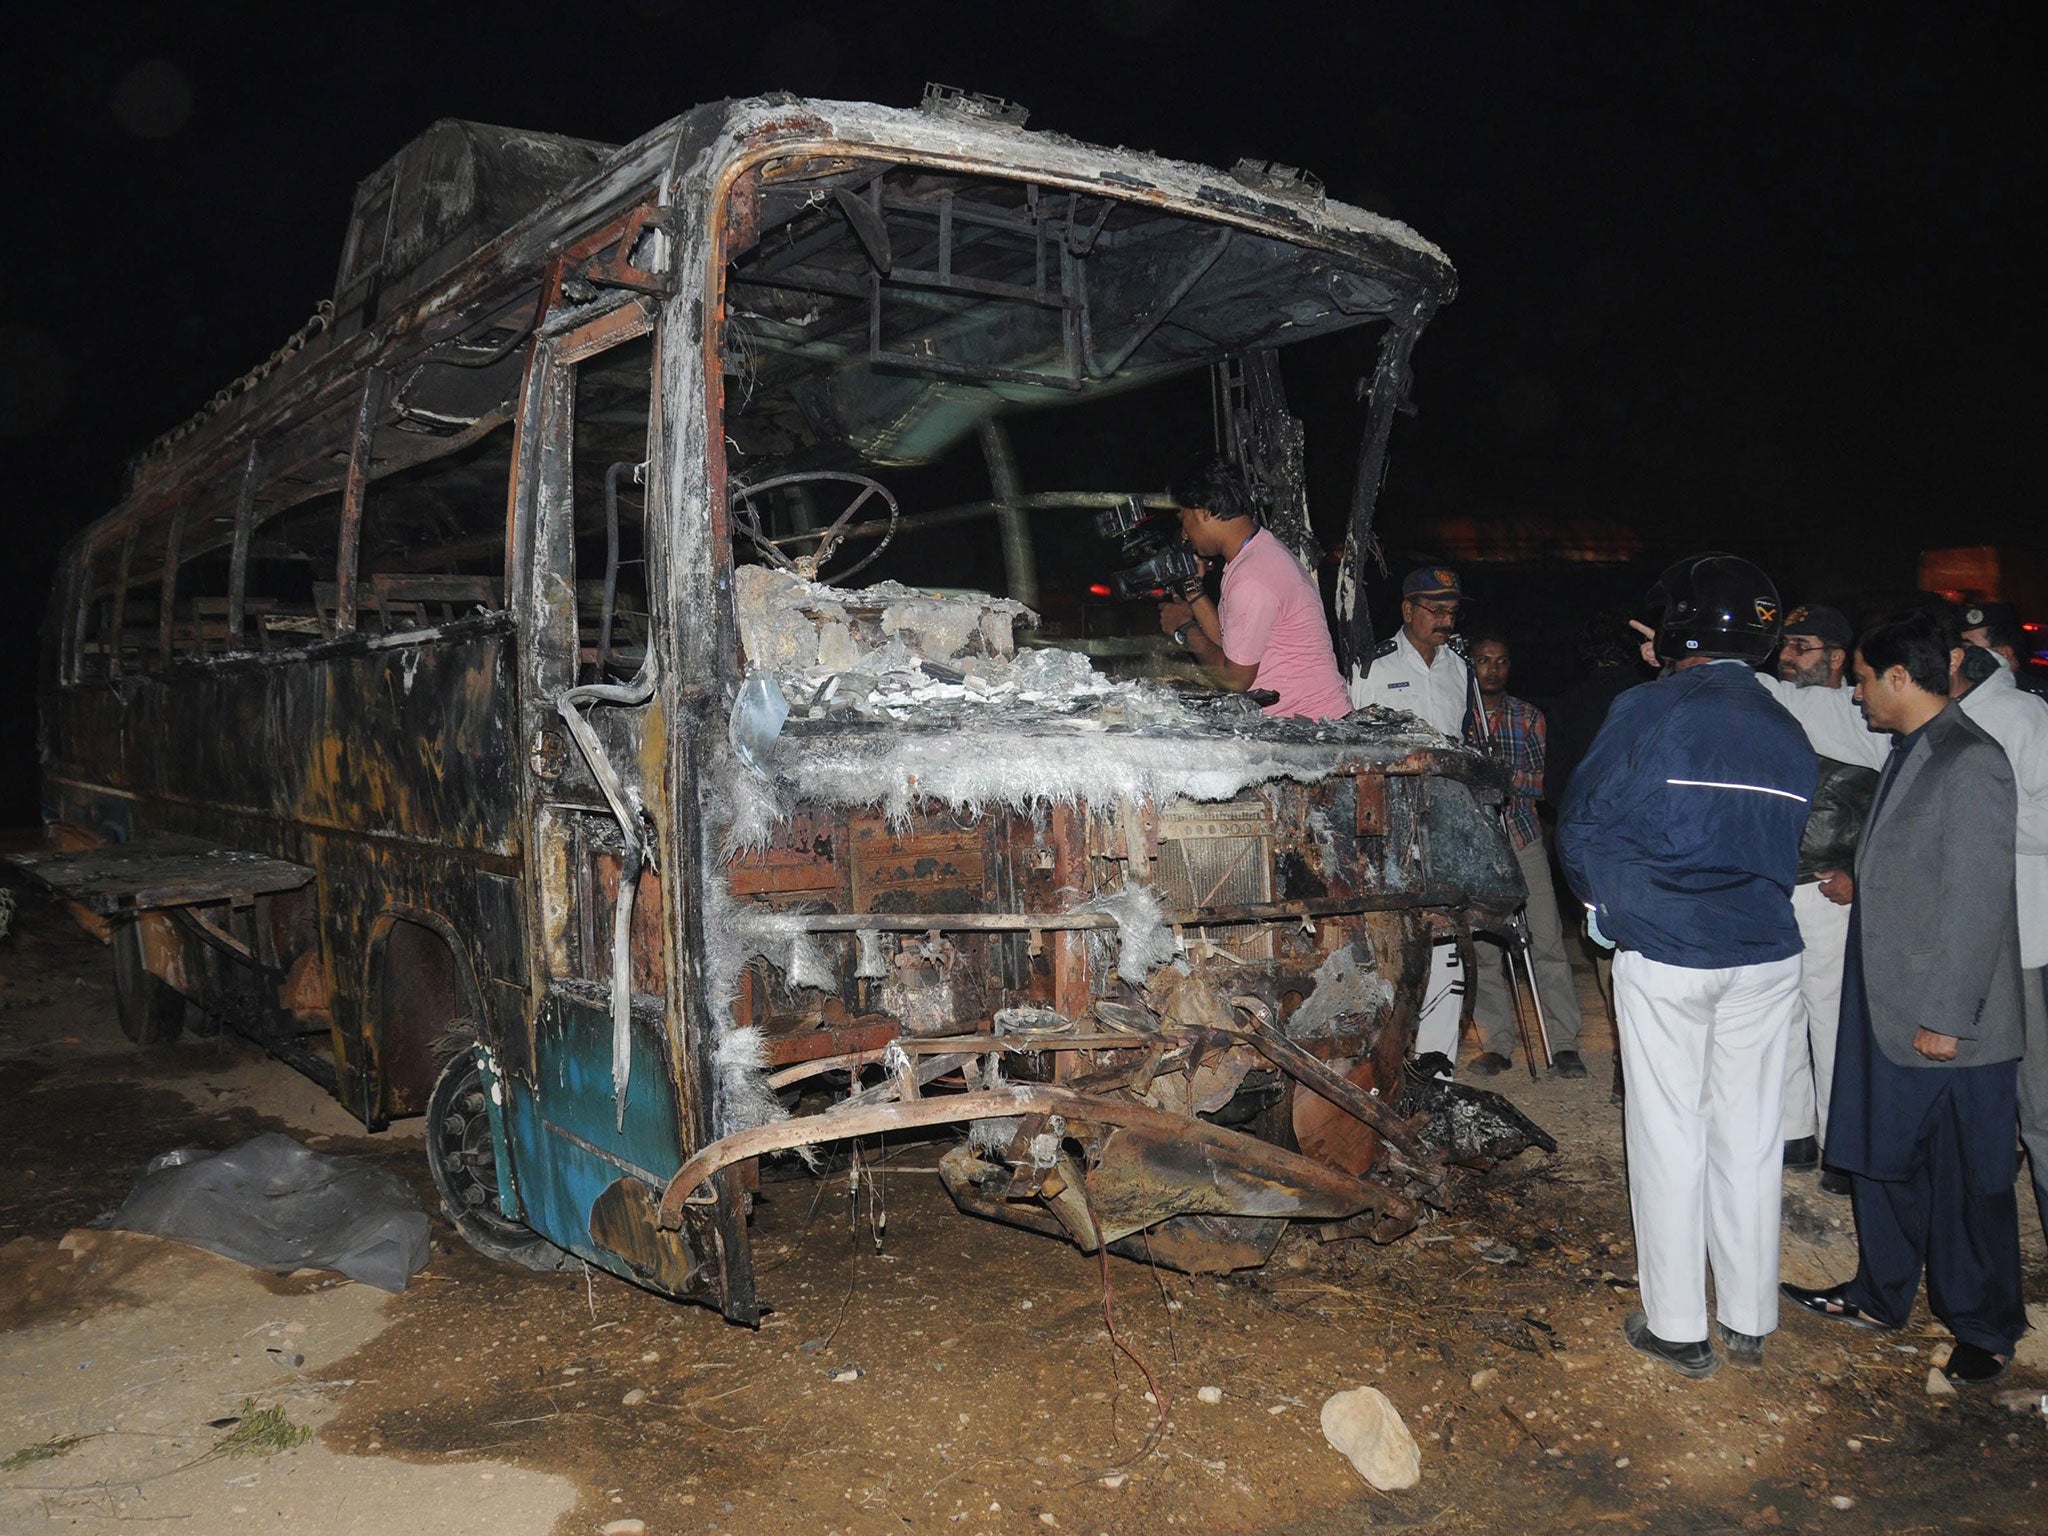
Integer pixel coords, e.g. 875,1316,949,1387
1414,940,1466,1060
1780,882,1850,1145
1613,949,1802,1341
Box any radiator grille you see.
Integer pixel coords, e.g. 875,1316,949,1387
1154,802,1275,960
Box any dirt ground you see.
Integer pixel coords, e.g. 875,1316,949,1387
4,872,2047,1535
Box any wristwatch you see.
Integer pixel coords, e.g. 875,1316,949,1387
1172,621,1195,648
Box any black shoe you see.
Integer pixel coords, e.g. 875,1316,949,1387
1467,1052,1513,1077
1714,1321,1765,1368
1782,1136,1820,1169
1623,1311,1720,1379
1779,1281,1896,1332
1547,1049,1587,1079
1817,1168,1852,1197
1942,1341,2011,1386
1412,1050,1456,1082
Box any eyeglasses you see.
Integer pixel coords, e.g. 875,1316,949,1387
1780,639,1833,658
1409,599,1460,619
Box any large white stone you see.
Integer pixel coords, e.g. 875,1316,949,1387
1320,1385,1421,1491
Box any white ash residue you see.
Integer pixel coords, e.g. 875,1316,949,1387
968,1116,1021,1153
1287,942,1394,1039
712,1024,789,1138
698,871,819,1137
714,747,785,860
736,565,1034,679
769,708,1439,828
1080,882,1181,986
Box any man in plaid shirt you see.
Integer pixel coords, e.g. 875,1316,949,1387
1467,631,1588,1078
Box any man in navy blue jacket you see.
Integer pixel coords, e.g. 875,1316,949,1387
1559,555,1817,1378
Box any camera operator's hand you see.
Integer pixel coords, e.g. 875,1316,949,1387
1176,575,1206,604
1158,599,1194,638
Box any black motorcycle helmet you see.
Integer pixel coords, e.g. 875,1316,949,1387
1642,553,1783,665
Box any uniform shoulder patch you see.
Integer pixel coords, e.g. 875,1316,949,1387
1370,638,1399,660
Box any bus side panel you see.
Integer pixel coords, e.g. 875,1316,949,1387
500,988,702,1297
40,631,531,1121
43,630,519,857
313,837,529,1123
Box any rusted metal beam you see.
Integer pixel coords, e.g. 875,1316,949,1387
1049,806,1089,1057
747,893,1480,934
763,1032,1142,1091
225,441,262,650
759,1018,901,1068
334,369,386,634
656,1083,1381,1230
771,911,1116,933
106,526,137,679
1230,1020,1432,1172
157,502,188,668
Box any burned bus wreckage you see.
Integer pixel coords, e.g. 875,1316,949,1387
22,89,1550,1324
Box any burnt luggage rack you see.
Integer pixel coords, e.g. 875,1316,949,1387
5,836,333,1086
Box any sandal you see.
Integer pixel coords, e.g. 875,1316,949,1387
1942,1342,2011,1386
1779,1281,1897,1332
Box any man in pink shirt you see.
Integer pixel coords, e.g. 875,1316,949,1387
1155,460,1353,720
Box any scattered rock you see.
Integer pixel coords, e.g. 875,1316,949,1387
621,1388,647,1406
2016,1306,2048,1369
1614,1457,1629,1469
1196,1386,1223,1405
1320,1386,1421,1491
1830,1495,1855,1511
1925,1368,1956,1398
1098,1473,1126,1489
601,1521,646,1535
1469,1368,1498,1391
1846,1437,1862,1452
828,1366,865,1384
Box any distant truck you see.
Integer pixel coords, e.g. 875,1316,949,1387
17,89,1546,1324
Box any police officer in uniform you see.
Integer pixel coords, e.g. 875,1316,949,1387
1960,601,2044,696
1559,554,1817,1377
1351,566,1477,736
1353,566,1482,1060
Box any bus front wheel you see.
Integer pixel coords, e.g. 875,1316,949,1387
425,1049,572,1273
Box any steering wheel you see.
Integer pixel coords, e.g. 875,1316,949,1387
729,471,900,584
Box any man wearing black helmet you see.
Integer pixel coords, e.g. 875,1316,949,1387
1558,555,1817,1378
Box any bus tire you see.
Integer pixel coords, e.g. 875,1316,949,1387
112,919,186,1045
425,1049,573,1273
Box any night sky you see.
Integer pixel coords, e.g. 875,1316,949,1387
2,3,2037,821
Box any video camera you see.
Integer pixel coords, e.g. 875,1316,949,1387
1093,496,1205,601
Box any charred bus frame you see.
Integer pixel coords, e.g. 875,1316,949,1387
23,90,1546,1325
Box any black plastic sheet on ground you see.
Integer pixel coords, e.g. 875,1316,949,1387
96,1132,431,1293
